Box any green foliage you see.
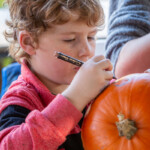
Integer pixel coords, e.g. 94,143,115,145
3,57,14,67
0,57,14,68
0,0,4,8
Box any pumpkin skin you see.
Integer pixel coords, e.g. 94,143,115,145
81,73,150,150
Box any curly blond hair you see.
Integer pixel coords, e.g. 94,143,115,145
5,0,104,62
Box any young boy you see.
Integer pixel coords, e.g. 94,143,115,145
0,0,113,149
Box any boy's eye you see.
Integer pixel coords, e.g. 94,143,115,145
88,37,96,40
64,39,75,42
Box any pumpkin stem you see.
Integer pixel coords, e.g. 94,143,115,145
116,113,137,140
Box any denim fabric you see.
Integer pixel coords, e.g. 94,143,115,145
0,62,21,98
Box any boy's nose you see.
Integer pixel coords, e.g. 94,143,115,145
78,40,94,57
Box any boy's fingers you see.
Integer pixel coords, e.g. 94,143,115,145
104,71,114,80
92,55,105,62
97,59,113,71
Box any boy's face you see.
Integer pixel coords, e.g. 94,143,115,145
30,17,98,92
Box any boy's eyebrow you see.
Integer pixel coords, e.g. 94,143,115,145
89,29,99,34
60,32,77,35
60,28,99,35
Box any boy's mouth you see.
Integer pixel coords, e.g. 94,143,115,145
74,66,80,71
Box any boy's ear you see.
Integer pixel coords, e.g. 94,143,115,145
19,30,36,55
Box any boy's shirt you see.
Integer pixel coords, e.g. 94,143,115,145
0,60,84,150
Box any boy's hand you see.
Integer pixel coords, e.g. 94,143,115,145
62,55,113,112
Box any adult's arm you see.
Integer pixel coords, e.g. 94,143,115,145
105,0,150,78
115,33,150,77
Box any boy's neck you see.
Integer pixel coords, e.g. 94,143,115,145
38,75,69,95
48,84,69,95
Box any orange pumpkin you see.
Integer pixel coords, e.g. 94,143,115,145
81,73,150,150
